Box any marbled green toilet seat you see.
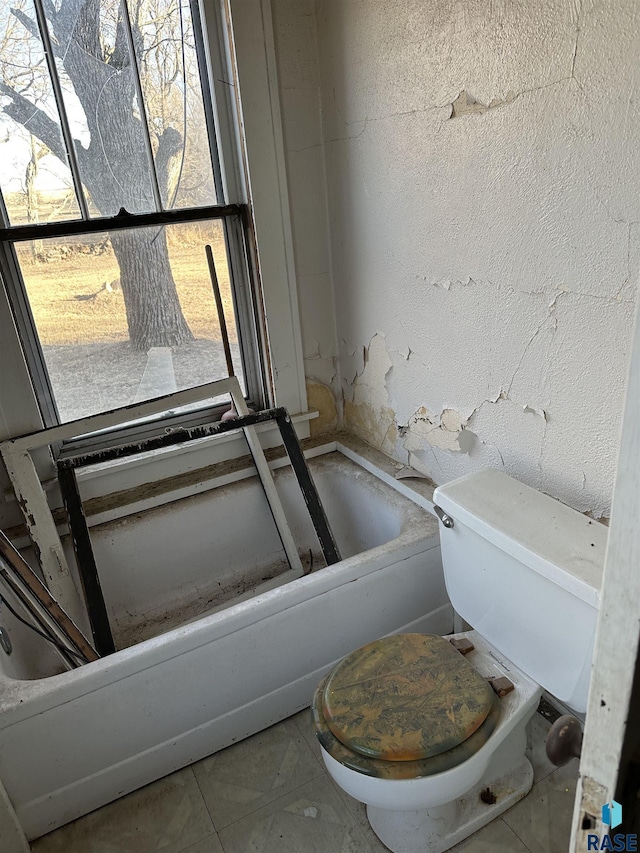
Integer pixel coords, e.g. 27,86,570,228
322,634,495,761
312,634,502,780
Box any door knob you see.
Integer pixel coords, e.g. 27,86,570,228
545,714,583,765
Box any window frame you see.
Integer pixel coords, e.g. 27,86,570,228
0,204,267,448
0,0,308,483
0,0,265,436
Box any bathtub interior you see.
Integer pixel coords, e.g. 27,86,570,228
0,538,80,681
67,450,432,650
0,595,66,681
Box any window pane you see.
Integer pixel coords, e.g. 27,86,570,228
1,0,221,221
14,221,244,422
0,1,82,225
44,0,158,216
132,0,219,209
7,0,222,220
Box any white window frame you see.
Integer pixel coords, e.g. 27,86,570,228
219,0,307,416
0,0,308,498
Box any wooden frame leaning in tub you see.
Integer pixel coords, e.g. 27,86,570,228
0,378,293,643
1,377,339,656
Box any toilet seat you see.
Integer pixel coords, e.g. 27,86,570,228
323,634,495,761
313,633,502,781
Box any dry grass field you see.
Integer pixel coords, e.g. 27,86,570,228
17,222,236,345
14,222,244,422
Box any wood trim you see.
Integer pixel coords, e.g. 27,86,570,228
571,301,640,847
0,531,98,664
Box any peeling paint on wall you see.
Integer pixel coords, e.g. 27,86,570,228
343,334,398,453
585,510,610,528
339,338,367,386
393,345,412,361
522,404,548,422
343,335,480,463
303,338,338,392
402,406,469,453
306,379,338,436
342,331,558,480
338,308,628,521
343,399,398,454
309,0,639,520
449,90,516,118
431,277,477,291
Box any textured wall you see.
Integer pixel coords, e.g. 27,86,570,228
313,0,639,518
272,0,338,406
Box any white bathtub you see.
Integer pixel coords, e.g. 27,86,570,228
0,443,448,840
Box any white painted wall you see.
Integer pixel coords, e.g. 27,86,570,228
271,0,338,395
305,0,639,519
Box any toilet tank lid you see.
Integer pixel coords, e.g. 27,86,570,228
433,469,605,608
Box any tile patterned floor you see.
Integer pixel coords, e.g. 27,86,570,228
30,709,579,853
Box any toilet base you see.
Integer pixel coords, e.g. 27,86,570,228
365,729,534,853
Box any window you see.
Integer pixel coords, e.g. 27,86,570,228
0,0,265,432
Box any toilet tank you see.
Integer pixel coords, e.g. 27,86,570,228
433,469,605,713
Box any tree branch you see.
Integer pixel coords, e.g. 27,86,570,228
41,0,57,20
9,6,62,59
0,81,67,164
111,0,143,70
73,0,102,62
111,12,131,71
155,125,182,198
37,0,119,107
51,0,87,40
9,7,38,40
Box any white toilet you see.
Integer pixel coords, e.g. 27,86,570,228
311,469,605,853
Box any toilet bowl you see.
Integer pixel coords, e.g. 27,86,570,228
311,469,605,853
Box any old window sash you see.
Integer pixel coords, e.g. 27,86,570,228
0,0,309,507
0,0,268,442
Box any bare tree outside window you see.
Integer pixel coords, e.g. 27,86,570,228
0,0,218,350
0,0,257,423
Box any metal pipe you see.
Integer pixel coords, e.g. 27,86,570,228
206,243,235,377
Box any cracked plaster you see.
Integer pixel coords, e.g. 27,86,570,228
340,282,634,517
449,89,517,118
269,0,639,519
343,334,474,457
314,0,639,519
343,334,398,454
344,333,551,458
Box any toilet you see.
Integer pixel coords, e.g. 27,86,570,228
311,469,605,853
